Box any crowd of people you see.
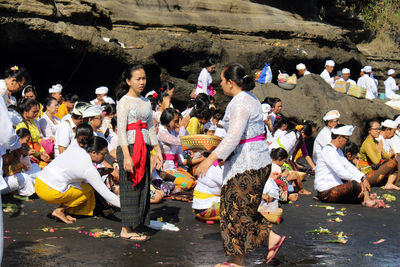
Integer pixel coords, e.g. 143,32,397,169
296,60,400,100
0,59,399,266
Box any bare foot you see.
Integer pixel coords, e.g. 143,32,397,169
363,199,383,208
384,184,400,191
266,231,282,261
288,193,298,201
120,232,148,241
298,189,312,195
52,210,73,224
66,215,77,222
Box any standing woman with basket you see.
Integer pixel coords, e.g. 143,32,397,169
196,63,286,266
116,64,163,241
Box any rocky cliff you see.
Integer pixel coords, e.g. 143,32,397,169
0,0,398,129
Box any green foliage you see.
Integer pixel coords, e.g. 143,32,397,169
361,0,400,33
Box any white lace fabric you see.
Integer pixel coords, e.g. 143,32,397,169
117,95,158,146
213,91,272,185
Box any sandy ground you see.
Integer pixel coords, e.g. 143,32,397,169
2,175,400,267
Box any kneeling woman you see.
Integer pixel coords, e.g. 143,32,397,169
35,136,120,224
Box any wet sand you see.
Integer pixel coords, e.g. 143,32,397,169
3,175,400,266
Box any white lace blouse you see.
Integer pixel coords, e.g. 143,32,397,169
117,95,158,147
213,91,271,185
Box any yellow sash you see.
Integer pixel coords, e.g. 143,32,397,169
193,190,220,200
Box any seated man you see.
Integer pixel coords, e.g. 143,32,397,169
314,124,384,208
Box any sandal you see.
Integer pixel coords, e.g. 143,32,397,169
266,236,286,264
121,233,150,242
214,263,244,267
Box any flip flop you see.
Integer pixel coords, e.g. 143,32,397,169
266,235,286,264
121,233,150,242
213,262,244,267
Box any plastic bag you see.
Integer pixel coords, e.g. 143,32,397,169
256,63,273,84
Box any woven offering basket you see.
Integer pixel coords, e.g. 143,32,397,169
180,135,222,152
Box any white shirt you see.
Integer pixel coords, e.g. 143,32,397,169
303,70,311,76
313,126,332,163
320,69,335,88
90,96,115,105
54,116,77,157
357,74,378,99
106,131,119,152
192,164,223,210
269,131,300,158
39,113,60,138
267,129,287,144
384,76,398,99
215,127,227,138
0,95,17,190
339,77,356,85
314,143,364,192
195,68,212,95
377,134,391,155
0,79,10,107
387,130,400,154
213,91,271,185
37,146,120,207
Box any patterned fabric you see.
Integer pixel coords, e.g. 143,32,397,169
164,168,197,190
365,159,398,186
180,134,221,152
220,165,272,256
317,180,362,203
117,144,151,228
196,202,220,221
274,176,289,202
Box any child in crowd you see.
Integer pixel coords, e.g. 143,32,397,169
270,148,311,202
343,141,360,168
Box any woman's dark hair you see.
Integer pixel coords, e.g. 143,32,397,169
115,64,145,100
361,119,380,141
204,58,216,68
102,104,116,116
43,97,57,112
147,94,158,111
18,98,39,114
76,123,94,139
160,81,175,92
273,116,288,133
5,66,30,83
157,87,170,104
22,85,37,98
270,148,288,161
222,63,255,91
111,117,117,130
160,108,178,126
194,108,212,121
302,121,315,138
343,142,359,156
82,136,108,153
16,128,31,139
64,93,80,103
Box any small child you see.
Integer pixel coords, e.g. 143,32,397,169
343,141,360,168
270,148,311,202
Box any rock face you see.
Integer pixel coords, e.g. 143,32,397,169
0,0,366,100
0,0,397,128
253,75,398,144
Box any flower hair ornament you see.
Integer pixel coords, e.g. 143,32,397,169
11,65,19,71
160,87,164,91
152,92,158,99
296,125,304,131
